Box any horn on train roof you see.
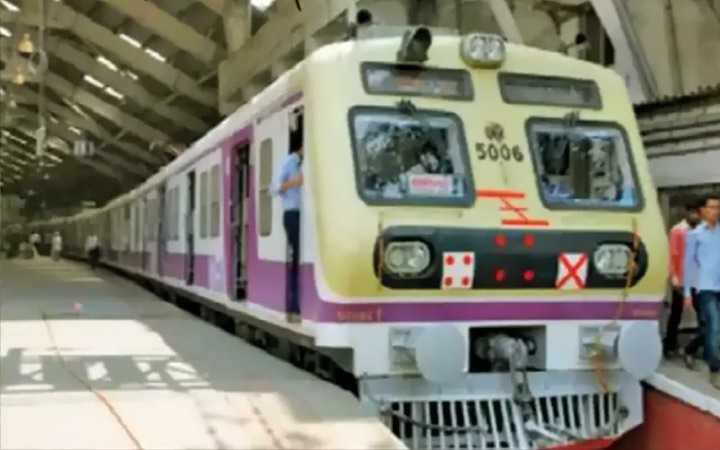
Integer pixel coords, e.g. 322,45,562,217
396,27,432,64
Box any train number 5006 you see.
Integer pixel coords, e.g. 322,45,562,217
475,143,524,162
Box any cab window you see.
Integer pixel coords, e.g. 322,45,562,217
349,106,474,206
527,118,642,210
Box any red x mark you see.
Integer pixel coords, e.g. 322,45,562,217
557,253,588,289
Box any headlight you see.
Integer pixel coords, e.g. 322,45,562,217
460,33,506,68
384,241,431,276
593,244,633,277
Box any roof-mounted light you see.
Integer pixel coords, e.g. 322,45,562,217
460,33,506,68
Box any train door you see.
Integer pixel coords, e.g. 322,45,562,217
254,104,303,316
158,184,166,277
233,143,250,300
186,171,196,285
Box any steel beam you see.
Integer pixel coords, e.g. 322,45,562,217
13,126,126,182
43,71,172,146
223,0,251,53
196,0,226,15
218,0,354,114
44,122,151,179
2,0,217,108
7,84,163,167
486,0,523,43
41,37,210,133
98,0,224,65
590,0,659,102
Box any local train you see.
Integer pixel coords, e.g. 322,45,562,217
33,27,668,449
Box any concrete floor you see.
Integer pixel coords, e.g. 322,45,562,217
0,257,404,450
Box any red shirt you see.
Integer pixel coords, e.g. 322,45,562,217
669,220,689,286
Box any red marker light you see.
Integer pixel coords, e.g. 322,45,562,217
461,276,470,286
463,254,473,265
495,234,507,248
524,234,535,248
495,269,506,282
523,269,535,281
444,276,453,287
446,255,455,266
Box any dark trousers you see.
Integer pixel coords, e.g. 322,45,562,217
665,288,702,354
283,210,300,315
89,247,100,270
698,290,720,373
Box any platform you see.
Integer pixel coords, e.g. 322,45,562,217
610,310,720,449
0,257,404,450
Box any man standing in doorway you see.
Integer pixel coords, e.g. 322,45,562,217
685,195,720,389
273,143,303,324
664,201,701,357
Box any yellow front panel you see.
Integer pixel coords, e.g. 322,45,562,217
304,36,668,300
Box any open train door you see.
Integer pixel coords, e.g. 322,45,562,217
185,171,196,285
157,183,166,278
253,102,304,316
232,143,250,300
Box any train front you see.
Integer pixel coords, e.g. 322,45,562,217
305,27,668,450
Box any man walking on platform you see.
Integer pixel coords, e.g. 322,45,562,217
684,195,720,389
664,201,701,358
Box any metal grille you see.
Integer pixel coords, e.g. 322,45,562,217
381,392,620,450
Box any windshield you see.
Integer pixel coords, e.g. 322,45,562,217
349,106,474,206
528,119,641,209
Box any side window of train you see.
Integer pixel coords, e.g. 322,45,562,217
200,171,209,238
210,164,220,237
174,187,180,240
259,138,273,237
168,188,175,241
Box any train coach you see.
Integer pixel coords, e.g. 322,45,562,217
34,26,669,450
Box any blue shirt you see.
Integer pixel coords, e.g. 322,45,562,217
684,222,720,297
272,153,302,211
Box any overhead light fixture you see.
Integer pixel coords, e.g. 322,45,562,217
144,48,166,62
68,126,83,135
0,0,19,12
18,33,34,55
118,33,142,48
83,74,105,89
96,55,118,71
12,66,26,85
124,70,139,81
104,86,124,100
0,26,11,38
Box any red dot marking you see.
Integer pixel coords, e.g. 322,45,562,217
463,254,473,265
444,276,453,286
446,255,455,266
461,276,470,286
524,234,535,248
524,269,535,281
495,234,507,248
495,269,506,282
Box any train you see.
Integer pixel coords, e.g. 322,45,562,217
33,26,668,450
